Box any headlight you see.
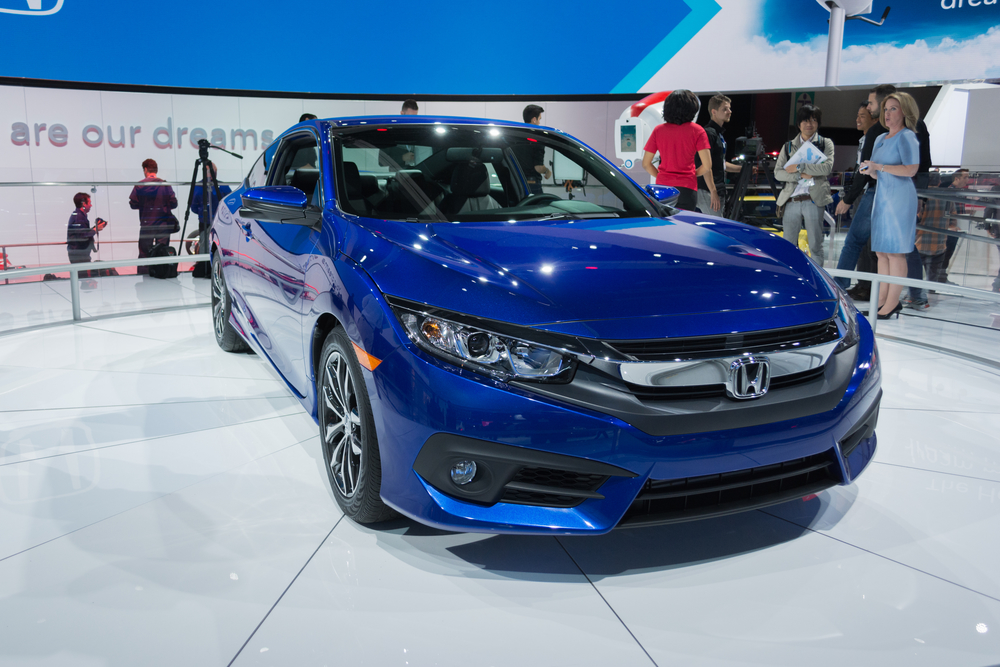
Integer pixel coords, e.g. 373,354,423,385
807,257,861,354
834,287,860,353
806,257,859,354
395,308,576,383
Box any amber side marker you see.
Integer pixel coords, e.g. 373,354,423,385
352,342,382,371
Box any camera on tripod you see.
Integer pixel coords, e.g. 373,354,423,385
724,128,781,224
179,138,242,277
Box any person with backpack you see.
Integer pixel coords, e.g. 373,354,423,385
774,104,835,266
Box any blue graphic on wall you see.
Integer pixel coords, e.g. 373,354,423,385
0,0,720,95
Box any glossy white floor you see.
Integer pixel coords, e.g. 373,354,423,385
2,307,1000,666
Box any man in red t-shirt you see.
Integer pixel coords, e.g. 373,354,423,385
641,90,716,212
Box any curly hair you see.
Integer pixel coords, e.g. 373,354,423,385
662,90,700,125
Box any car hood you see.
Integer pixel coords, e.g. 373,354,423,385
345,211,837,340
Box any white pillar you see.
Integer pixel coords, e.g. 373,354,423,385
825,5,846,87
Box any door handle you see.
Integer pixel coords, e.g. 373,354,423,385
242,222,253,241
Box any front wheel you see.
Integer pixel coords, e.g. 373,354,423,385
211,251,250,352
318,329,397,524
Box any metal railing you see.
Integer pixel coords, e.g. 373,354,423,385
0,179,231,282
0,181,241,188
825,267,1000,335
2,253,997,338
1,254,209,323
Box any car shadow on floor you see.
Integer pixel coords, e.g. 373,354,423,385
368,491,840,579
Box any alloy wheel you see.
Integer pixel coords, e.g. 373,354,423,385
211,258,225,341
323,350,363,498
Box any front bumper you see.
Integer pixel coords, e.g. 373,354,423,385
367,318,880,535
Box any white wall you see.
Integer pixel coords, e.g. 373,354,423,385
0,84,634,269
962,87,1000,172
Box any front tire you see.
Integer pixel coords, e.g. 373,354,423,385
211,251,250,353
318,329,397,524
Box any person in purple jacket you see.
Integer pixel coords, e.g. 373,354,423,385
129,158,177,274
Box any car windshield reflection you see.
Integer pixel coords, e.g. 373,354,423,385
331,124,657,223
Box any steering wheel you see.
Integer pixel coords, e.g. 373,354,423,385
518,193,561,207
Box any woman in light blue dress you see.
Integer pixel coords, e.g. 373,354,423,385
863,92,921,319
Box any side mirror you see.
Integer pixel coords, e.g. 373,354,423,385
644,184,680,205
240,186,319,227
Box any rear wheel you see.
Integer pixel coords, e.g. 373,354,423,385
318,329,396,523
211,252,250,352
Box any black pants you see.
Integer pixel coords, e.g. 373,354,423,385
137,226,170,275
675,186,697,211
69,252,96,278
941,235,959,279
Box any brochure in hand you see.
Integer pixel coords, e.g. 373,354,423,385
784,141,829,168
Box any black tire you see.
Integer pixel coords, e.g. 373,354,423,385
318,328,397,524
211,251,250,353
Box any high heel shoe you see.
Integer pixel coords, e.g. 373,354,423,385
877,302,902,320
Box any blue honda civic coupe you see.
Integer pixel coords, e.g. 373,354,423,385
210,116,880,534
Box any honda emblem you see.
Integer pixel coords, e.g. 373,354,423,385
728,356,771,399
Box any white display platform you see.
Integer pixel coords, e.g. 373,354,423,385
1,308,999,666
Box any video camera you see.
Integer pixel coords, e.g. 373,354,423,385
724,130,781,223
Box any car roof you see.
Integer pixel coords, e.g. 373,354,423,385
290,115,557,133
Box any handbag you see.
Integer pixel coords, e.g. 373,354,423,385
159,213,181,234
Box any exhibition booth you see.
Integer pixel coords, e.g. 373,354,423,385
3,0,1000,665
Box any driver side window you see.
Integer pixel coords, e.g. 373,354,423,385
270,133,322,207
246,153,268,189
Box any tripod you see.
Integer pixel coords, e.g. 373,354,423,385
724,132,781,224
179,138,242,277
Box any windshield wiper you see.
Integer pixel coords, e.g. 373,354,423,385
533,211,623,222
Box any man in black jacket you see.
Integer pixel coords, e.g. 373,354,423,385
66,192,107,274
833,88,891,293
696,94,742,216
129,158,177,274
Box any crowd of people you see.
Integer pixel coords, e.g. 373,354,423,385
65,93,976,300
640,85,977,313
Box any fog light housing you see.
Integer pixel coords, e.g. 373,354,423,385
450,460,477,485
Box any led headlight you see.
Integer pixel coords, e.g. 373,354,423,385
834,287,860,353
396,309,575,382
805,256,860,354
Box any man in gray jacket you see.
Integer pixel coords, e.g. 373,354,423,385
774,104,835,266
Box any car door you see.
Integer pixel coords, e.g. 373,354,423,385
238,131,322,396
222,147,271,311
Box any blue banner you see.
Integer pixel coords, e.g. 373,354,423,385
0,0,720,95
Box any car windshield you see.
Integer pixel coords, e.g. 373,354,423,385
330,123,658,223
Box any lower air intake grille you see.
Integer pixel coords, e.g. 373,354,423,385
499,467,609,508
620,451,841,527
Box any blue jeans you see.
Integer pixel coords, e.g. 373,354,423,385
835,188,874,290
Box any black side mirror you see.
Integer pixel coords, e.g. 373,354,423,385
240,186,320,227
